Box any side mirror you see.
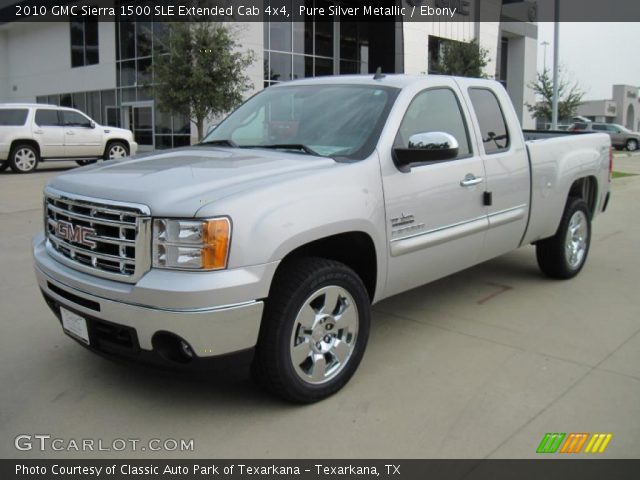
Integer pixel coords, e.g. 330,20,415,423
393,132,459,171
90,121,96,129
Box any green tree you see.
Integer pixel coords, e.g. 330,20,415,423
434,39,490,78
153,23,255,141
526,67,584,123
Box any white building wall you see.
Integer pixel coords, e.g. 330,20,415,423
0,22,117,103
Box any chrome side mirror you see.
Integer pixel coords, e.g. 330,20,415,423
393,132,460,171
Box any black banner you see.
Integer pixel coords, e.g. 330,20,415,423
1,0,640,23
3,460,640,480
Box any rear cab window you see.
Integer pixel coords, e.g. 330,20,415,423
0,109,29,126
468,88,510,154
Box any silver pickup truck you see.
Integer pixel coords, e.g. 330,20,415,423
33,75,612,403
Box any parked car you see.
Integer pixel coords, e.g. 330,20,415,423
570,121,639,151
33,75,612,403
0,104,137,173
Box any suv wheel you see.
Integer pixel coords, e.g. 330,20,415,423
9,144,39,173
536,198,591,279
252,257,371,403
104,141,129,160
626,139,638,152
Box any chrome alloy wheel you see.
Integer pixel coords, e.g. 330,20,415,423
108,144,127,159
289,285,359,385
565,210,588,269
13,148,37,171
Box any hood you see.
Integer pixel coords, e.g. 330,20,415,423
47,146,337,216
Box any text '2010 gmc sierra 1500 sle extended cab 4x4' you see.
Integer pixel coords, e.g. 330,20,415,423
33,75,612,403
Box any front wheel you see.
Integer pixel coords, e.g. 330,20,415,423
103,141,129,160
251,258,371,403
536,198,591,279
626,139,638,152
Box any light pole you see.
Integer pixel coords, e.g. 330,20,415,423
541,41,550,71
551,0,560,130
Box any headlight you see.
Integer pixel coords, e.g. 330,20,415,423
152,217,231,270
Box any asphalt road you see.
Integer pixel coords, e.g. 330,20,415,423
0,154,639,459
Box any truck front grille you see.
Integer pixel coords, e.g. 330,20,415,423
44,188,151,283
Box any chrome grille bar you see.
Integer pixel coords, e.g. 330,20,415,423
44,187,151,283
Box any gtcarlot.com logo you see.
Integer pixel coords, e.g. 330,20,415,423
536,433,613,454
14,434,194,452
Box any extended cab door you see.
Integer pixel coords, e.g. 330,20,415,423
62,110,103,157
380,83,488,298
463,84,530,261
32,109,65,158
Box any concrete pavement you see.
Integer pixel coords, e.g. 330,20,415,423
0,156,639,459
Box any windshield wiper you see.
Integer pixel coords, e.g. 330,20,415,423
198,139,238,147
241,144,323,157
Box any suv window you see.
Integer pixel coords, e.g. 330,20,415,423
62,110,92,128
35,109,61,127
0,108,28,126
395,88,471,157
592,124,607,131
468,88,510,154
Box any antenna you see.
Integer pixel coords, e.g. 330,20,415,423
373,67,386,80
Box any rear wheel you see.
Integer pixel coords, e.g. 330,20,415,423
76,159,97,166
251,257,370,403
626,139,638,152
103,141,129,160
536,198,591,279
9,144,39,173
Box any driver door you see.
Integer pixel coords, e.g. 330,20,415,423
381,87,488,297
62,110,103,157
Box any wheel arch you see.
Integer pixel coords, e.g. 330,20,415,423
10,139,41,157
567,175,598,217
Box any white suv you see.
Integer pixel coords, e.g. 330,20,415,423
0,104,138,173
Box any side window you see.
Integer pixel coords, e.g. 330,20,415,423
0,109,28,126
35,110,61,127
592,124,606,131
395,88,471,157
62,111,92,128
468,88,510,154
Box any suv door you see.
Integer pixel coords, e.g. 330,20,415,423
606,125,625,148
62,110,103,157
381,86,487,297
33,109,65,158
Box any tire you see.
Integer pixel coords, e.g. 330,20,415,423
76,159,97,166
626,139,638,152
536,198,591,279
251,257,371,403
9,144,39,173
103,141,129,160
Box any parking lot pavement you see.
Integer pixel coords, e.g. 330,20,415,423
0,159,639,459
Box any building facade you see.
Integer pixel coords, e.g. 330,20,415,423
577,85,640,131
0,1,538,151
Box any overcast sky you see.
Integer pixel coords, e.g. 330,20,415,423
537,22,640,100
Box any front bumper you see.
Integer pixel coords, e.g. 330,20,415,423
129,141,138,156
33,233,277,363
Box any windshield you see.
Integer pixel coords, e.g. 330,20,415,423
202,84,399,160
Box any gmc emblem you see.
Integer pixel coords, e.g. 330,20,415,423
55,220,97,248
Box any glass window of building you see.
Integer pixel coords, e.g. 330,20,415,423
70,19,99,68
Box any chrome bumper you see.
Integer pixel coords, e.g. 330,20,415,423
33,234,275,358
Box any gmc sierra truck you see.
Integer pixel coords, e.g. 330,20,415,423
33,75,612,403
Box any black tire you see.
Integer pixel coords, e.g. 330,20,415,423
536,198,592,279
76,159,97,166
626,139,638,152
251,257,371,403
9,143,39,173
0,160,8,172
103,141,129,160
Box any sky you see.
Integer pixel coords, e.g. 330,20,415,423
537,22,640,100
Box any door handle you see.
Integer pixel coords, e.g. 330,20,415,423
66,131,75,135
33,129,43,134
460,174,483,187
